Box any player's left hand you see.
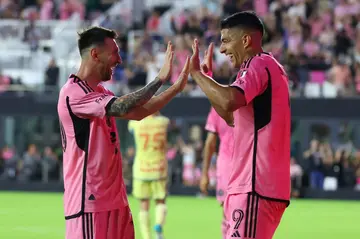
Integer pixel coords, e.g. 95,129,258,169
190,38,201,74
157,41,174,83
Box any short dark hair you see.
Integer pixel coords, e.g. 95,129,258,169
77,26,117,56
220,11,264,36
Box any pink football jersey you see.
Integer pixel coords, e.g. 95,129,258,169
58,74,128,219
228,53,291,203
205,107,234,178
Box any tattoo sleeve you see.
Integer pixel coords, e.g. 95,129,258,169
106,77,163,117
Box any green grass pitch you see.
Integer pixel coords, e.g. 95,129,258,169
0,192,359,238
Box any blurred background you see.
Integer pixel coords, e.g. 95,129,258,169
0,0,360,238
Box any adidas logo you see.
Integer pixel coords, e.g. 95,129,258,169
88,194,96,200
231,230,241,237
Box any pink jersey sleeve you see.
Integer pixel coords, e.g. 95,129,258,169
205,107,218,133
231,56,269,104
69,91,116,118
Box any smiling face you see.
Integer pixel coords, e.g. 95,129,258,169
95,38,122,82
219,28,250,68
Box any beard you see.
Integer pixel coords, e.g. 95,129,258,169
101,66,112,82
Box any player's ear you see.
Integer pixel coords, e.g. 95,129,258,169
90,48,100,62
242,34,251,49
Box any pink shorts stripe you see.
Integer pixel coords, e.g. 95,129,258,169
66,207,134,239
224,193,286,239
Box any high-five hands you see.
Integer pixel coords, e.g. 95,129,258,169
190,39,214,76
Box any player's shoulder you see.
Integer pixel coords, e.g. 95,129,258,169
243,52,277,69
97,83,115,96
60,74,95,98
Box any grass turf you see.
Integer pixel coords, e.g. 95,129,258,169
0,192,359,239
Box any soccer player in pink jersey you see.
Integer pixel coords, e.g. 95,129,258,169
189,12,291,239
57,26,190,239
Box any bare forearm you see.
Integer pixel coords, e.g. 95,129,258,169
141,83,180,114
123,83,180,120
106,77,163,117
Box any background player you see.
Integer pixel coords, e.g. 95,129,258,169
128,111,170,239
200,44,235,239
201,107,234,239
58,26,190,239
189,12,290,239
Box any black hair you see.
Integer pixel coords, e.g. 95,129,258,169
77,26,117,57
220,11,264,36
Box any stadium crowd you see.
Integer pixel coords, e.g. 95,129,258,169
0,0,114,20
0,0,360,98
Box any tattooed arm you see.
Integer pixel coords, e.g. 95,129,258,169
106,77,163,117
119,56,190,121
120,80,181,121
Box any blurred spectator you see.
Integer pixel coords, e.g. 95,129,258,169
41,146,59,182
18,144,41,181
126,52,149,87
146,9,161,35
39,0,54,20
44,58,60,92
23,20,40,51
0,72,11,94
303,139,324,189
335,150,356,188
60,0,85,20
328,56,353,97
321,143,339,191
171,35,191,84
0,0,19,18
0,145,18,180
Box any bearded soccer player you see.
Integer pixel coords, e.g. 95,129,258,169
189,12,290,239
57,26,190,239
199,44,234,239
128,111,170,239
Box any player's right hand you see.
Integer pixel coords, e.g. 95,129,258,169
157,41,174,83
200,173,210,195
174,56,190,92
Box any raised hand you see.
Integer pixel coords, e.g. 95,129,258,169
157,41,174,82
190,38,201,73
201,42,214,74
174,56,190,92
